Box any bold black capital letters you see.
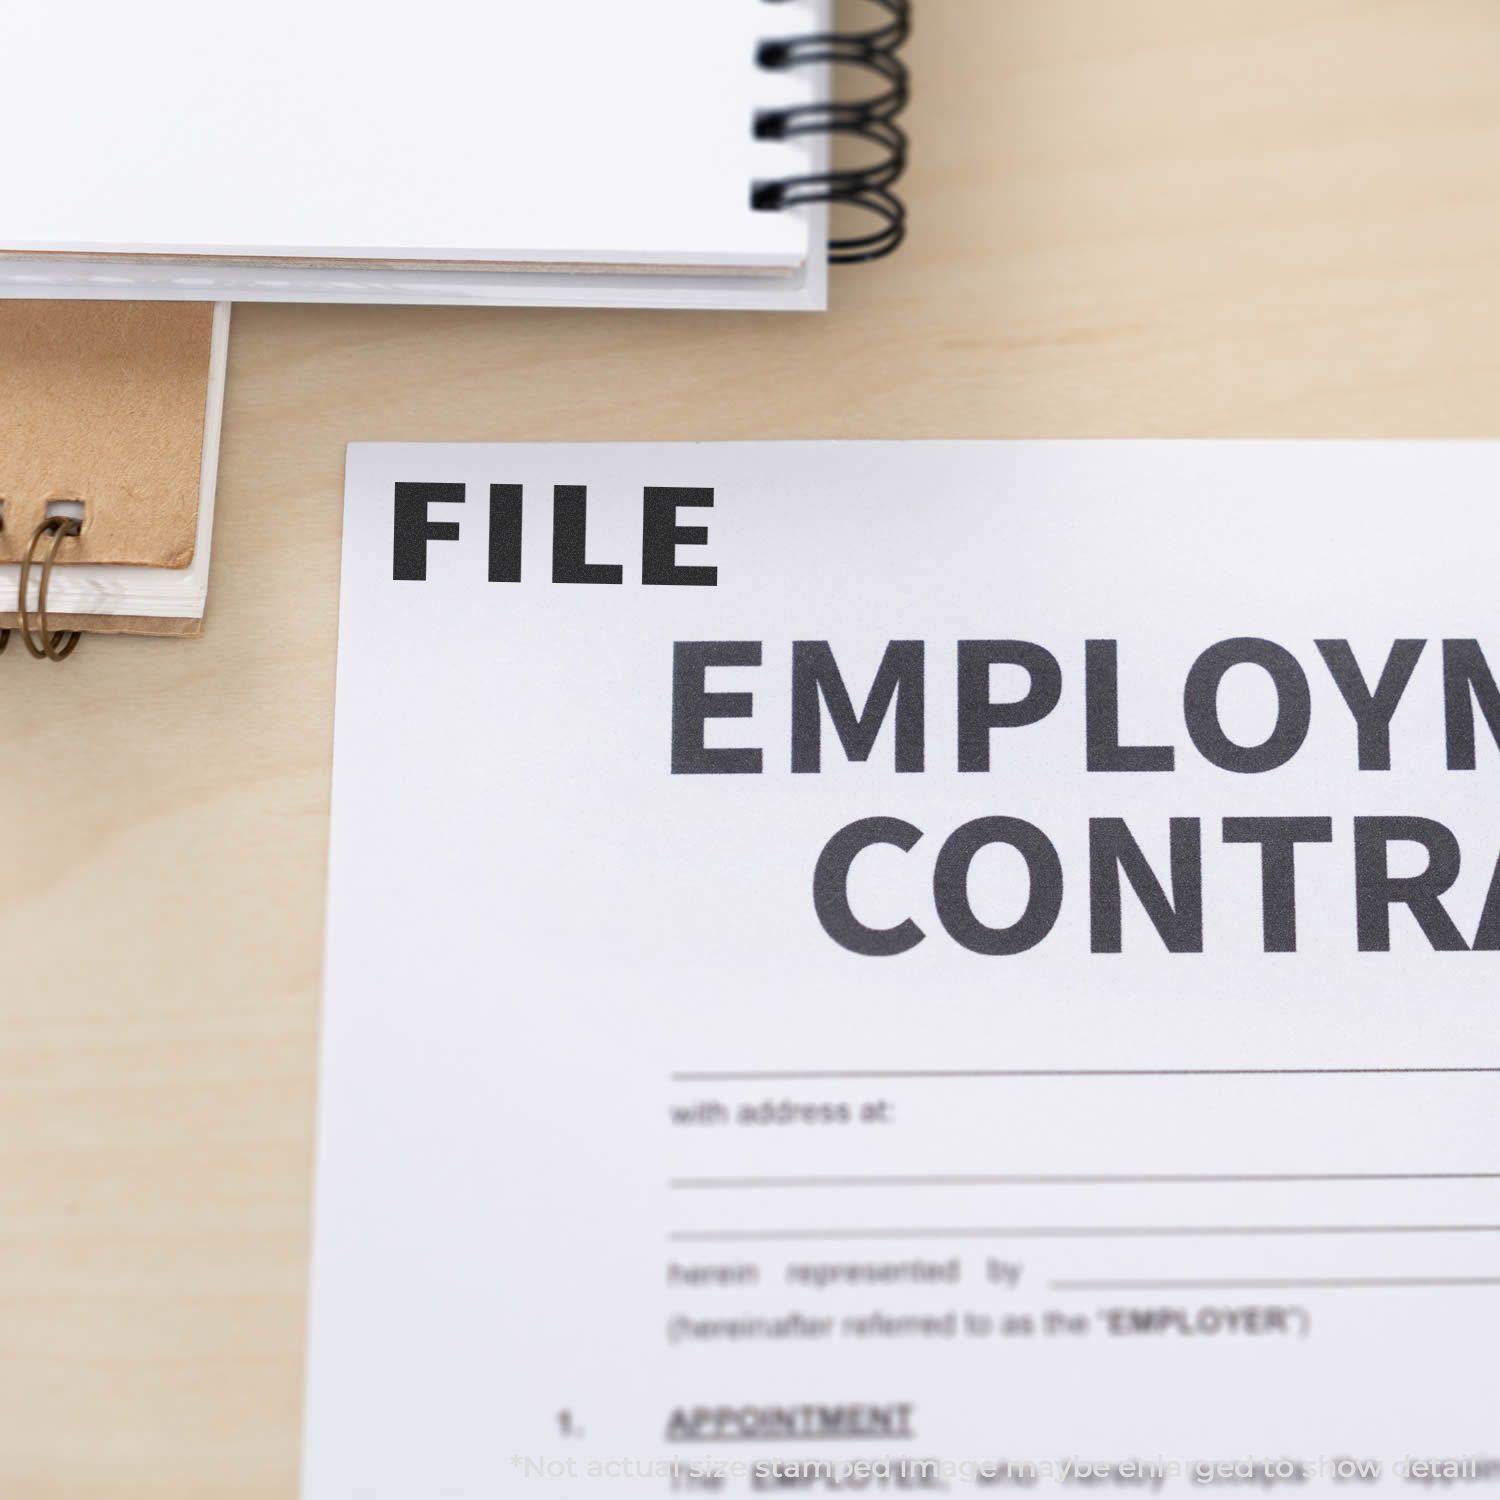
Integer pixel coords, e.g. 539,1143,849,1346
392,481,464,580
642,487,716,586
791,641,925,773
932,817,1064,956
671,641,763,774
956,641,1062,772
552,485,623,584
1085,641,1174,772
1471,853,1500,951
1090,818,1203,953
1353,816,1467,952
1222,817,1333,952
1315,639,1424,771
1443,640,1500,770
813,817,925,957
1184,638,1310,773
488,483,523,582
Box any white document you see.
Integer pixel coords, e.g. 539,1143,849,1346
1,1,828,310
311,443,1499,1497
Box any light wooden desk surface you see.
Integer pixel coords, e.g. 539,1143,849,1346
6,2,1500,1493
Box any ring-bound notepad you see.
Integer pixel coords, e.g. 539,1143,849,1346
0,0,840,310
0,301,228,637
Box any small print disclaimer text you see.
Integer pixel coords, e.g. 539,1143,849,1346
507,1454,1498,1488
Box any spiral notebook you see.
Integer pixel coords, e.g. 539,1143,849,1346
0,0,907,311
0,301,228,639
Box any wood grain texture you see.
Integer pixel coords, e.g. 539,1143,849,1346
4,2,1500,1493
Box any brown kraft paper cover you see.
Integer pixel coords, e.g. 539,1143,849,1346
0,300,212,566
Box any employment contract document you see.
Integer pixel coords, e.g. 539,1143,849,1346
308,443,1497,1497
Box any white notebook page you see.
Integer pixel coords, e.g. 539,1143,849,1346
4,0,821,269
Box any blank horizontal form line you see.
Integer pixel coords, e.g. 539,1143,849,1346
669,1224,1500,1242
670,1172,1500,1190
671,1067,1500,1082
1051,1276,1500,1292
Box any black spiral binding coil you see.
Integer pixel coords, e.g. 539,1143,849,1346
751,0,911,264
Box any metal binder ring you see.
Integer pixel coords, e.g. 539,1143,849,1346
754,0,912,264
18,516,83,661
